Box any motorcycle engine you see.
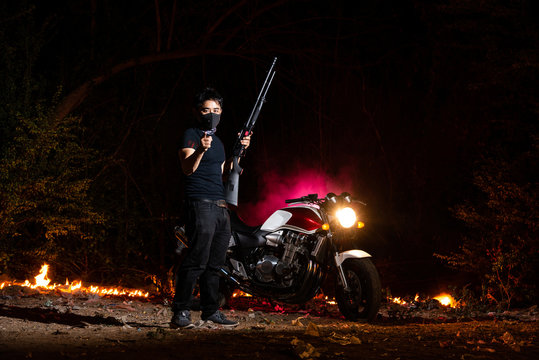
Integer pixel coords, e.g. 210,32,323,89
254,255,280,283
254,230,311,285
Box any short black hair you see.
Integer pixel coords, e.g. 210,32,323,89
193,87,223,109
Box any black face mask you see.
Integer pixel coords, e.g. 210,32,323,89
199,112,221,131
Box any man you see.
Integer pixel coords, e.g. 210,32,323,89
171,87,250,329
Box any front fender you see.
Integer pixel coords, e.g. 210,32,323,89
334,249,371,267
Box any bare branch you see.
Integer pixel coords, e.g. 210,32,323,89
166,0,177,51
154,0,161,52
54,50,250,120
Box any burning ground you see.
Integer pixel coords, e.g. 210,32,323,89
1,281,537,360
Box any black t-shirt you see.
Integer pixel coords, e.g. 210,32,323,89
181,127,226,200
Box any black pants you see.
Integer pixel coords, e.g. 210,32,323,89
172,200,230,318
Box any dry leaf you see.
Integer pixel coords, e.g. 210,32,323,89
328,337,350,346
299,343,320,359
304,322,320,337
439,340,450,348
328,331,338,338
510,344,521,352
291,337,320,359
326,333,362,346
500,331,515,344
112,303,136,311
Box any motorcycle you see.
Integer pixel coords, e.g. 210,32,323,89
176,192,381,322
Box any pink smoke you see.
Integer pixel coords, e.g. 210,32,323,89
236,167,356,226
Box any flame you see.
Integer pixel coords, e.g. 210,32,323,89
0,263,149,298
433,293,456,307
34,264,51,287
232,290,252,298
69,280,82,291
391,297,407,305
324,296,337,305
388,293,457,308
312,293,337,305
389,294,419,305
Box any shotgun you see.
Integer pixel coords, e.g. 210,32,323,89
225,57,278,206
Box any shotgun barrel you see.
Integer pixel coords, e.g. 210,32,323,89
225,57,278,206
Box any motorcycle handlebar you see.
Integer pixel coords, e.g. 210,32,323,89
284,193,366,206
285,197,304,204
285,194,319,204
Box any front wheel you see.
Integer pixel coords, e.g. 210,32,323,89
335,258,381,322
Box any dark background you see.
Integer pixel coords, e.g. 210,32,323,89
1,0,537,298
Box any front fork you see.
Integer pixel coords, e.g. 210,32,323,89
333,249,373,292
336,259,351,292
312,232,362,293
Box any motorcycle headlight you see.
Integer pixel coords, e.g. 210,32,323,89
335,207,357,228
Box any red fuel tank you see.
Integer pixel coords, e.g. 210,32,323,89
260,206,323,234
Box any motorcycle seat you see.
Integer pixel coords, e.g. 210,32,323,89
229,211,261,235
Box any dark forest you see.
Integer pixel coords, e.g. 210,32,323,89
0,0,537,308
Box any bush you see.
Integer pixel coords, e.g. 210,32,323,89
0,103,106,279
435,151,538,309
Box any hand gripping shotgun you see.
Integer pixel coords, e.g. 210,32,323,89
225,57,278,206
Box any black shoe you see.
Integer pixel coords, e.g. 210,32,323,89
170,310,195,329
202,310,238,327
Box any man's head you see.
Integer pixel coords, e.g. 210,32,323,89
193,88,223,131
193,87,223,110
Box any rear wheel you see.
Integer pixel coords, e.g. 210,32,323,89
335,258,381,322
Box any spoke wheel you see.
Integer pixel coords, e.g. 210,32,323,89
335,258,381,322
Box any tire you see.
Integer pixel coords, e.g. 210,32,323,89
335,258,381,322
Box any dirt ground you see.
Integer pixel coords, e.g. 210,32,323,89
0,287,537,360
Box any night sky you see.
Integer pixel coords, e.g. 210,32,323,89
1,0,537,296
